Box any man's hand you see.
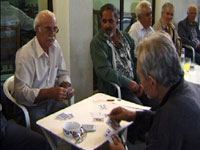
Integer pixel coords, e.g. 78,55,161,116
108,107,136,122
60,81,75,100
109,136,125,150
129,81,139,93
35,87,74,103
66,87,75,100
60,81,71,89
196,44,200,53
48,87,69,100
137,84,144,97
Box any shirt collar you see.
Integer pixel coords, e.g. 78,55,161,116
35,37,47,58
104,28,123,41
159,78,183,107
160,18,175,30
138,21,145,30
35,37,57,58
138,21,153,32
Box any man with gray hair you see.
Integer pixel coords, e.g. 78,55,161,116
14,10,75,132
128,0,154,48
178,4,200,65
108,31,200,150
153,2,181,56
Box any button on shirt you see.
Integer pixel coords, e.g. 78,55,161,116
128,21,154,48
14,37,71,106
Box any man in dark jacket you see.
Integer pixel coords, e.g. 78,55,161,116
90,3,157,107
178,4,200,65
109,31,200,150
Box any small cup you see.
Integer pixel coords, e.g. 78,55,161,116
63,122,87,144
63,122,81,138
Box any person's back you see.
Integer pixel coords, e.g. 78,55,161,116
147,80,200,149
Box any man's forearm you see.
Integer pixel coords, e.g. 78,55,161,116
35,89,50,103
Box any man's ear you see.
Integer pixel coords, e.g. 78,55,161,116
35,25,40,32
148,75,157,87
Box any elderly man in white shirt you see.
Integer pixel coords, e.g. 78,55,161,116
14,10,75,132
128,0,154,49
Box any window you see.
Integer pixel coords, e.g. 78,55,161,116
0,0,52,85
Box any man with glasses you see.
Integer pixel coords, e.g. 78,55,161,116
13,10,75,133
128,0,154,49
153,2,181,56
178,4,200,65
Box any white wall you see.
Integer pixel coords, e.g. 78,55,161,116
53,0,93,102
171,0,199,26
38,0,48,11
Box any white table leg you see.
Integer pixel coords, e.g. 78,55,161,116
41,128,57,150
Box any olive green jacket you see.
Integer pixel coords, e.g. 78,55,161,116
90,29,139,96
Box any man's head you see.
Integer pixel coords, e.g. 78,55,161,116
161,2,174,25
34,10,59,52
136,0,152,29
187,4,198,23
136,31,184,101
100,3,118,37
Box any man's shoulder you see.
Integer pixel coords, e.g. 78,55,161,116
178,18,187,26
153,19,162,30
91,30,107,47
129,21,141,32
17,38,36,60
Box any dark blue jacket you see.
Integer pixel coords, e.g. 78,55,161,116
136,80,200,149
178,17,200,49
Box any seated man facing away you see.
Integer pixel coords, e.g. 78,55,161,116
178,4,200,65
91,3,156,106
153,2,181,56
13,10,75,132
108,31,200,150
128,0,154,49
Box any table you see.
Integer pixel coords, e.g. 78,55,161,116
184,63,200,85
37,93,150,150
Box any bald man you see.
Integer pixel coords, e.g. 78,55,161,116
14,10,75,132
178,4,200,65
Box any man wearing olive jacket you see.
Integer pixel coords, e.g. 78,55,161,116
90,3,144,105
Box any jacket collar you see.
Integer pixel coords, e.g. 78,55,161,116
159,78,184,107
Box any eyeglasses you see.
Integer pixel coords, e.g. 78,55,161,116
143,12,152,17
43,26,59,33
165,12,174,17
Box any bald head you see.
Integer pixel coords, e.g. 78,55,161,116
34,10,56,31
187,4,198,22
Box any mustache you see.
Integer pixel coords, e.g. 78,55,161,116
105,27,112,32
47,37,55,41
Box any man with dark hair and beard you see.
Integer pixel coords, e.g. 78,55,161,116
90,3,158,108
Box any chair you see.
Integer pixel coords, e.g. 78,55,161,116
3,75,31,128
109,82,122,99
182,44,195,63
